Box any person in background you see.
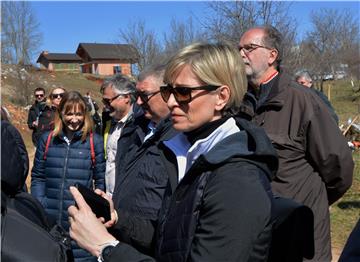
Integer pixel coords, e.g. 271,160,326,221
84,91,102,135
31,91,106,261
27,87,47,147
100,75,137,196
68,42,278,262
238,25,354,261
109,64,176,255
34,86,66,146
295,70,339,124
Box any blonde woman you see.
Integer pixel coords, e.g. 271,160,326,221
33,87,66,146
31,91,105,261
68,43,277,262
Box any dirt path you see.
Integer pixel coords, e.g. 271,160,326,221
25,150,35,190
332,248,341,262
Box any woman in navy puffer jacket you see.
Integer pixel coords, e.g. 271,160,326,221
31,91,105,261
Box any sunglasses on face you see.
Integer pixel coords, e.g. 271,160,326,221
136,90,160,103
51,93,64,99
102,94,123,105
35,94,44,98
160,84,220,104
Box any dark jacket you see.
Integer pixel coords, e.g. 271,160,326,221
33,104,57,147
27,101,46,146
238,72,354,261
311,88,339,124
1,121,72,262
31,130,105,261
111,115,177,254
339,218,360,262
106,117,277,262
1,121,29,195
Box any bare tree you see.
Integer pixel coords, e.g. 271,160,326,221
299,8,360,90
163,17,208,58
118,20,162,72
201,1,298,72
1,1,42,65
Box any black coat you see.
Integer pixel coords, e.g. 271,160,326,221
110,115,177,255
1,121,29,194
33,104,57,147
27,101,44,146
107,117,278,262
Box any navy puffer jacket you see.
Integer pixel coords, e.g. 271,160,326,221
31,130,105,228
31,130,105,261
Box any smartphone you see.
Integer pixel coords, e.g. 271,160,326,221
74,183,111,222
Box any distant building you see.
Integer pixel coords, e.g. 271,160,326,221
36,51,82,72
76,43,139,76
36,43,139,77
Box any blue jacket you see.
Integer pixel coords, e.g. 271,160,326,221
31,130,105,261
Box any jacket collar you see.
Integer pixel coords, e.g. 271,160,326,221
57,129,83,143
189,117,278,181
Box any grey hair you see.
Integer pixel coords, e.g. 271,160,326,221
100,74,136,103
137,64,166,86
295,70,312,82
257,25,283,69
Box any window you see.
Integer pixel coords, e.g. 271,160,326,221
113,65,122,74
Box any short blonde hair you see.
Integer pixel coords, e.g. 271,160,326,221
53,91,93,141
164,42,247,112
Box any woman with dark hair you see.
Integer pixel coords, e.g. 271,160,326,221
31,91,106,261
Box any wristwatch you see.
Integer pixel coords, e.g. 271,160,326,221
97,240,119,262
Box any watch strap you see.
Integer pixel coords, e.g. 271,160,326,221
97,240,120,262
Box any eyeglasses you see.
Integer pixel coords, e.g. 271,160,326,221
160,84,220,104
35,94,44,98
238,43,272,54
102,94,123,105
51,93,64,99
136,90,160,103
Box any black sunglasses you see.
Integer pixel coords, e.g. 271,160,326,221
51,93,64,99
136,90,160,103
102,94,123,105
160,84,220,104
35,94,44,98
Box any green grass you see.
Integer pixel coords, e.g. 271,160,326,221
326,79,360,123
330,153,360,252
320,79,360,257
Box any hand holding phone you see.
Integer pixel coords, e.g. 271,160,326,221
74,183,111,222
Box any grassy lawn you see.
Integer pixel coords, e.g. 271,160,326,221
324,79,360,258
331,153,360,255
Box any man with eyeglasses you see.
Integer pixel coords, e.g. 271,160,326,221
238,26,354,262
27,87,46,147
100,74,138,197
102,64,177,255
